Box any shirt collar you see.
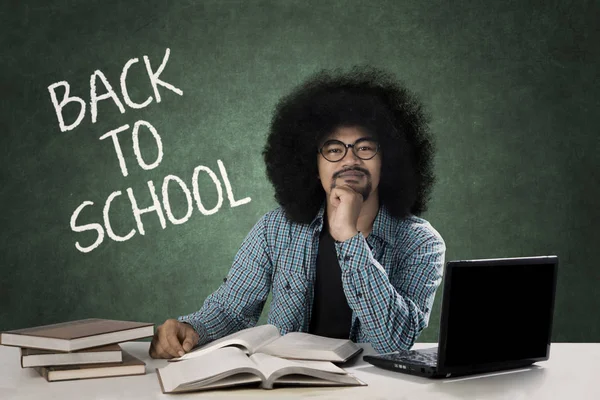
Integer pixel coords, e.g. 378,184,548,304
309,201,396,245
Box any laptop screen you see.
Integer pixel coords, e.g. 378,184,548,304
442,259,556,368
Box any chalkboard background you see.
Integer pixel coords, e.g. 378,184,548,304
1,0,599,342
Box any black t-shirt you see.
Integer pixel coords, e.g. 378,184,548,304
308,221,353,339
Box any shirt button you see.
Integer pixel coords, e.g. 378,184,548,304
344,255,352,261
357,292,362,297
285,283,291,290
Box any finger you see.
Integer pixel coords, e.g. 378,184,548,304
330,193,341,207
332,186,364,205
334,184,360,195
329,190,352,207
331,185,355,198
153,341,170,359
182,330,198,352
177,323,198,352
164,331,186,358
148,342,157,358
148,332,160,357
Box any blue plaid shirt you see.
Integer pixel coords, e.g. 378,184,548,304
179,203,446,353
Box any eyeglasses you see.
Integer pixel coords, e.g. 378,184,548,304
318,138,380,162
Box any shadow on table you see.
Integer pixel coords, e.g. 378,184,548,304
431,365,547,398
354,363,547,395
352,364,438,385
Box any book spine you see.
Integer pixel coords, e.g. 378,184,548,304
34,367,51,382
156,368,167,393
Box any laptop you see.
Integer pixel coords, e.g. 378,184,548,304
363,255,558,378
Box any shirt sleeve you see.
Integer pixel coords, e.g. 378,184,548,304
335,227,446,353
177,213,273,346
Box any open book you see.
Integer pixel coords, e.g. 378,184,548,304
157,346,365,393
172,324,362,363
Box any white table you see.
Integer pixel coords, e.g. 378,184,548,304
1,342,598,400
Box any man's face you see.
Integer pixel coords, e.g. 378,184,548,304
317,126,382,201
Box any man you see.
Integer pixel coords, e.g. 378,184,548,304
150,66,446,358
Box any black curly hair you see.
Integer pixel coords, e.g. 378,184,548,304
263,65,436,224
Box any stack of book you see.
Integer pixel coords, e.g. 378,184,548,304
156,324,367,393
0,318,154,382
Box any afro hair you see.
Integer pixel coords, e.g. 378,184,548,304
263,65,436,224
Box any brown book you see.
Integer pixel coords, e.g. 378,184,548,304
21,344,123,368
35,350,145,382
0,318,154,352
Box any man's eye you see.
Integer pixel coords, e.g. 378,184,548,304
328,148,341,153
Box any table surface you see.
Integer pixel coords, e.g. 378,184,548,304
1,342,599,400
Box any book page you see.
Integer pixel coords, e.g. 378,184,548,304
257,332,361,361
272,374,366,388
158,347,262,393
180,374,262,392
171,324,281,362
249,353,362,389
250,353,346,379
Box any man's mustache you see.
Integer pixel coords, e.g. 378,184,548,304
332,167,370,180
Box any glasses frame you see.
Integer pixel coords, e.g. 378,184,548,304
318,138,380,163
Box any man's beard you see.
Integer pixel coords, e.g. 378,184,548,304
331,167,372,201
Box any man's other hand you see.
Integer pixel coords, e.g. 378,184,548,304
328,185,362,241
149,319,199,359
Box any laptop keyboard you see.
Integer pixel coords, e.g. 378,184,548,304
381,348,438,366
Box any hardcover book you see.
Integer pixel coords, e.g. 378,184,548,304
20,344,123,368
35,350,146,382
0,318,154,352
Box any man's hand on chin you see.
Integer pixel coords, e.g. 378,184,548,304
328,184,362,242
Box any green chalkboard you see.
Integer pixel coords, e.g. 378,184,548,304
1,0,599,343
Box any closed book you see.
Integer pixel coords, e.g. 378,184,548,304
21,344,122,368
35,350,145,382
0,318,154,352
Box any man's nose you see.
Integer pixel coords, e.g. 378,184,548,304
341,147,361,165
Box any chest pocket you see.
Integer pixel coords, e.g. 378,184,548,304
268,267,309,334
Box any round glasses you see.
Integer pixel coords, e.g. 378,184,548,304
318,138,380,162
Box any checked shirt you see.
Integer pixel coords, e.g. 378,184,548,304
179,203,446,353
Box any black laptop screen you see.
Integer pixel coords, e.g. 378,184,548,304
442,261,555,368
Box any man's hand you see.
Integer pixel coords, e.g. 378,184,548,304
149,319,199,359
328,185,363,241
